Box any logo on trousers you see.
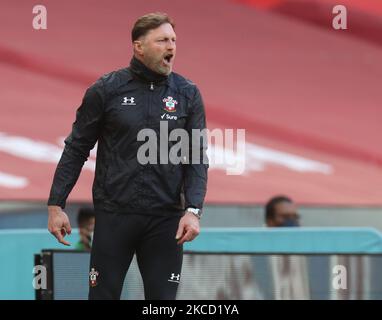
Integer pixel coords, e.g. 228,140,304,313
168,273,180,283
89,268,99,287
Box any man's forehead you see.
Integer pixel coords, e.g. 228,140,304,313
145,23,176,38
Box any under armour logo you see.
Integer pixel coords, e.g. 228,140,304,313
121,97,136,106
168,273,180,283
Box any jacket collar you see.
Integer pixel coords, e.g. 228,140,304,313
129,56,169,85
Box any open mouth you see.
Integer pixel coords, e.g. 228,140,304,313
163,53,174,65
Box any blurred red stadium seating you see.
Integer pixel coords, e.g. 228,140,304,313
0,0,381,205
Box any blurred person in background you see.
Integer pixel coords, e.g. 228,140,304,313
75,207,95,251
265,195,309,299
265,195,300,227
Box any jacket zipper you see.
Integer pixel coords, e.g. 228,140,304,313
148,82,154,121
147,82,154,168
139,81,155,203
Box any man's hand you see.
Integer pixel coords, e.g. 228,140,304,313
48,205,72,246
175,212,200,245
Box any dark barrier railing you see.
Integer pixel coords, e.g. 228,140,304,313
35,249,382,300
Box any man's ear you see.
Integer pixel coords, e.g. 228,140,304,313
133,40,144,56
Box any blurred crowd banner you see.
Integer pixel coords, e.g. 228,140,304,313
1,228,382,299
37,250,382,300
30,227,382,300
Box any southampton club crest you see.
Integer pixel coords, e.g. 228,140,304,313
162,96,178,112
89,268,99,287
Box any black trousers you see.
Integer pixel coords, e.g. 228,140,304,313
88,211,183,300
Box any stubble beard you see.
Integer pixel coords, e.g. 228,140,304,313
144,54,172,76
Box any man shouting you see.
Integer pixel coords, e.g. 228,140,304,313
47,12,208,300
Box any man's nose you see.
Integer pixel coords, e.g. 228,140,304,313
167,40,176,51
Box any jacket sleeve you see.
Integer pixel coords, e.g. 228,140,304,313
183,86,209,210
47,79,105,209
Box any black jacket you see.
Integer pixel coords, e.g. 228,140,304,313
48,57,208,216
